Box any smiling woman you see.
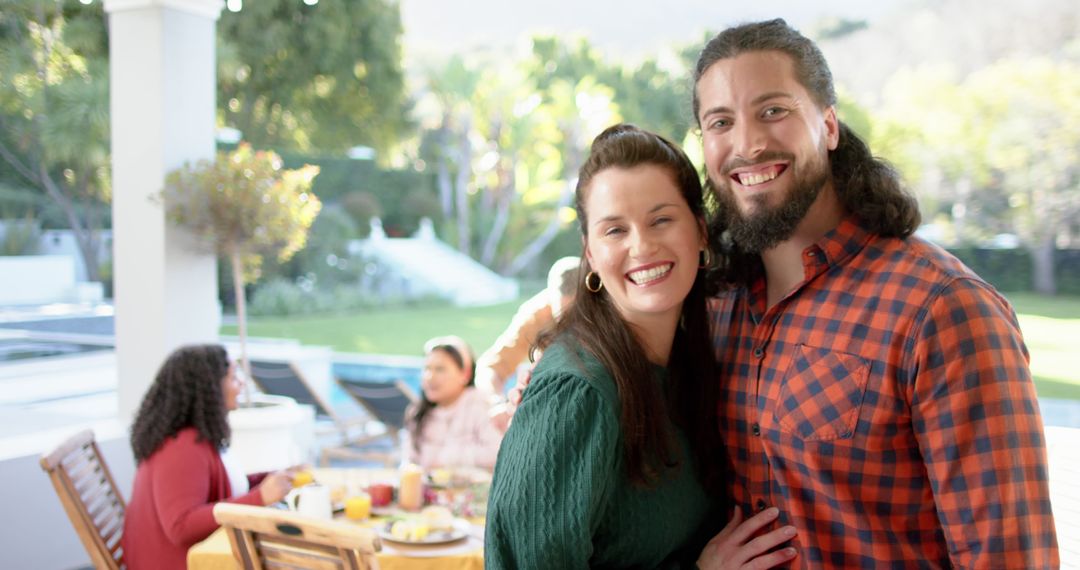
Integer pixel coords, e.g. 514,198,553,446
583,164,705,348
484,124,798,569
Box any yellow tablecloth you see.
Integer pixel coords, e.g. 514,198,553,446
186,468,485,570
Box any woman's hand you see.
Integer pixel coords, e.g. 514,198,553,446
257,471,294,505
697,506,798,569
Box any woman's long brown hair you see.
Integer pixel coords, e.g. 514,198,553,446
536,124,724,494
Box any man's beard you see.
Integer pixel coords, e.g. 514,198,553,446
711,150,830,254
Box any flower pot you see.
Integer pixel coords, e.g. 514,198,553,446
227,394,315,473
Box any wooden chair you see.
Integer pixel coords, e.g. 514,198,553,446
214,503,381,570
40,429,126,570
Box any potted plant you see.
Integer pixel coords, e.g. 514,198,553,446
163,143,321,404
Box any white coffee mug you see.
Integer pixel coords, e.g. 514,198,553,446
285,483,332,520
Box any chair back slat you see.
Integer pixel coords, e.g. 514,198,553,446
249,361,334,418
40,430,126,570
336,378,417,431
260,541,344,570
228,527,265,570
214,503,380,570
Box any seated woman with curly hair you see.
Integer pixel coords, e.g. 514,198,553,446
122,344,300,570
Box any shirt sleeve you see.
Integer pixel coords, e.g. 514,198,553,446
476,293,552,394
400,402,420,466
465,391,506,470
150,438,263,547
908,277,1058,569
484,371,619,569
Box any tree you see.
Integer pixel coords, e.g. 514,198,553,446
217,0,410,156
525,35,690,143
0,1,110,281
502,76,619,276
965,59,1080,294
874,60,1080,294
414,47,620,276
421,55,481,253
164,144,321,400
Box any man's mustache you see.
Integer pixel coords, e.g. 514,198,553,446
721,151,795,176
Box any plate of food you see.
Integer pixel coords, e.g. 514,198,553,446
376,506,472,545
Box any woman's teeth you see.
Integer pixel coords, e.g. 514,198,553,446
628,264,672,285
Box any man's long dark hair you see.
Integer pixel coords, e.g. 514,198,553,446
536,124,724,494
130,344,231,463
693,19,921,287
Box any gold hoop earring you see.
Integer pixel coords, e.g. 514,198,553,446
699,248,712,269
584,271,603,293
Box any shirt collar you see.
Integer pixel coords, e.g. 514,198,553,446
809,215,873,268
744,215,873,317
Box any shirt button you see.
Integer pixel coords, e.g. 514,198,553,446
752,347,764,359
756,499,768,512
751,423,761,436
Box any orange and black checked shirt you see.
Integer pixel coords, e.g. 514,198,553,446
709,217,1059,568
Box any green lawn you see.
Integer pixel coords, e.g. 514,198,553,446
222,292,1080,401
222,300,523,359
1008,293,1080,400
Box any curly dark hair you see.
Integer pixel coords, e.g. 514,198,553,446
130,344,232,463
693,19,921,287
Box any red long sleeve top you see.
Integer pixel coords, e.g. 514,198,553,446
122,428,266,569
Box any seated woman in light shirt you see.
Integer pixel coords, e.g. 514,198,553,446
402,335,506,471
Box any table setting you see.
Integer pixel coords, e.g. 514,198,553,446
187,465,489,570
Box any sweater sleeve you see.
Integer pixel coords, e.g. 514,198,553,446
484,370,619,569
465,390,506,470
150,436,263,547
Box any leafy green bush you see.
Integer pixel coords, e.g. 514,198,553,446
0,216,42,255
948,247,1032,292
948,247,1080,295
340,191,382,236
248,277,444,317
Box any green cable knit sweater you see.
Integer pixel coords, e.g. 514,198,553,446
485,341,716,569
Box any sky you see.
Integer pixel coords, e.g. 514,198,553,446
399,0,906,63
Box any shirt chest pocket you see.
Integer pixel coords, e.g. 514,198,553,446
774,345,871,441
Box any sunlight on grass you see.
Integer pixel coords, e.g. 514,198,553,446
1012,296,1080,401
222,294,1080,401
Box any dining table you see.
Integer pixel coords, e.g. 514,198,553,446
186,467,486,570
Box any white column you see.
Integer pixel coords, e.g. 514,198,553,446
105,0,224,419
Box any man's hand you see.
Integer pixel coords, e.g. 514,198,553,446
502,365,534,428
697,507,798,569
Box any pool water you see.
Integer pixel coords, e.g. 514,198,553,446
0,339,111,362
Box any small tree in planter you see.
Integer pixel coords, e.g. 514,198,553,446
164,143,321,403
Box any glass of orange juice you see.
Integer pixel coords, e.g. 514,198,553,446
399,464,423,511
292,470,315,488
345,492,372,520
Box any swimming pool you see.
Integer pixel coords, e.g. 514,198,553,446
0,338,112,362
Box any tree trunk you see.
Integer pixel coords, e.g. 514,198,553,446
480,167,514,267
504,177,574,276
454,113,472,254
231,246,254,405
1030,234,1057,295
436,125,454,220
37,163,101,282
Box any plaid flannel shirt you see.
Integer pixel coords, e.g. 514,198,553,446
710,217,1058,568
